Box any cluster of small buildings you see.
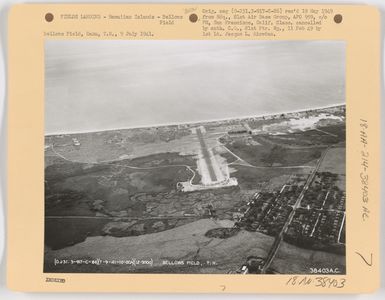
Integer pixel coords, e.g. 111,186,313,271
300,172,345,211
236,171,346,250
287,209,345,245
72,137,81,146
227,123,253,135
238,178,306,235
286,172,346,244
237,187,296,236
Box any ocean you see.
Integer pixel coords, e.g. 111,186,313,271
45,40,345,135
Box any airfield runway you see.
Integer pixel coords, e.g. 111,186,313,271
196,127,218,182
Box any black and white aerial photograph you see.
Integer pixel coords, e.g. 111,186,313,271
44,40,346,274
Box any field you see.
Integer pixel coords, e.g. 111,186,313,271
45,218,344,274
271,240,346,274
44,105,346,274
318,147,346,174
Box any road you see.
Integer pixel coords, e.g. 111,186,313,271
260,147,330,273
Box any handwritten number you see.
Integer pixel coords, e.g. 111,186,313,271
355,252,373,266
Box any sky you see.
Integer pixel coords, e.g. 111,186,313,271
45,40,345,134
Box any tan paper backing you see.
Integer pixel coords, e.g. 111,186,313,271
7,4,380,293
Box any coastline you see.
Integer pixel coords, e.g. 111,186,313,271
45,102,345,137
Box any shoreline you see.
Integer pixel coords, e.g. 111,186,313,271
45,102,345,137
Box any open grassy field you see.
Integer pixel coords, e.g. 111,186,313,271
226,138,323,167
231,165,311,191
46,128,198,163
271,240,345,274
44,218,345,274
319,147,346,175
256,123,345,148
45,154,256,251
44,219,275,273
